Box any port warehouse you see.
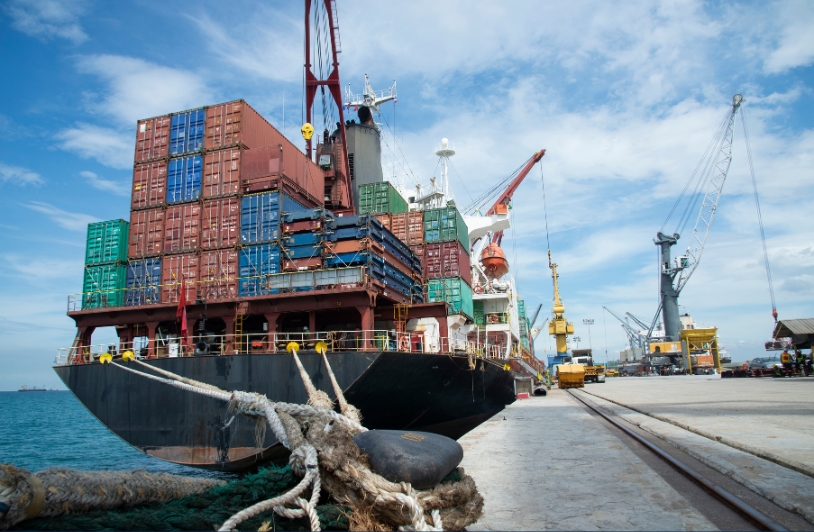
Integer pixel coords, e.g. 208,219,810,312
73,99,540,358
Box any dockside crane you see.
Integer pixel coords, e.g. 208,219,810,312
603,307,647,351
548,250,575,358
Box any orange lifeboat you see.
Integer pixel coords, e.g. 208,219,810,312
481,243,509,279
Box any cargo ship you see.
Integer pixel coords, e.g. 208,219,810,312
54,1,544,472
18,385,47,392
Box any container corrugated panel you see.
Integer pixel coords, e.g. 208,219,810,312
208,100,325,204
203,147,242,198
518,300,526,319
358,182,408,214
283,257,322,271
473,300,484,325
422,241,472,285
199,249,238,301
389,212,424,245
282,243,322,260
132,161,167,210
281,232,323,247
169,109,205,156
134,115,170,163
426,277,474,319
423,207,469,252
240,192,307,244
128,209,164,258
85,219,129,265
376,214,391,231
201,197,239,250
125,258,161,306
164,203,201,253
161,253,199,304
167,155,202,204
238,244,281,296
82,264,126,309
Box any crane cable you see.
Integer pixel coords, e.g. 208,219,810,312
540,164,551,253
740,106,778,322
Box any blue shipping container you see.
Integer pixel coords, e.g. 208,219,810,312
239,244,281,296
125,258,162,306
169,109,205,156
281,244,322,260
166,155,202,204
281,232,323,247
241,192,308,244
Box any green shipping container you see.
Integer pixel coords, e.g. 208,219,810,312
427,277,474,319
521,337,530,350
518,300,526,319
358,182,408,215
82,263,126,309
85,219,129,265
473,300,484,325
423,206,469,252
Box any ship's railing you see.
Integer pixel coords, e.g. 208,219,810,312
55,330,486,365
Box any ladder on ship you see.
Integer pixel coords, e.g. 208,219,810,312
234,302,247,354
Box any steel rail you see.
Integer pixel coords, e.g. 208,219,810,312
567,389,789,532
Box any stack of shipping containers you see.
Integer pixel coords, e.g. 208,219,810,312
82,220,129,309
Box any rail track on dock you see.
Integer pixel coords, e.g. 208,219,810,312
568,388,813,531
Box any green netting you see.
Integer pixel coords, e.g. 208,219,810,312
16,465,349,531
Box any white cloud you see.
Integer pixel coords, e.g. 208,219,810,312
75,55,214,125
3,0,88,44
0,162,43,186
79,170,129,196
763,1,814,74
0,254,82,281
21,201,100,232
55,123,132,169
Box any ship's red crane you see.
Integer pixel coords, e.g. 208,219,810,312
477,150,545,279
303,0,354,213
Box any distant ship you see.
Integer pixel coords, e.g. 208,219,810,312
18,385,47,392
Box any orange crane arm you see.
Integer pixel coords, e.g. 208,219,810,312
490,149,545,244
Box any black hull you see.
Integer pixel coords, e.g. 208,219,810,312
54,352,515,472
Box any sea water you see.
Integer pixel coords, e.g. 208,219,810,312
0,391,233,479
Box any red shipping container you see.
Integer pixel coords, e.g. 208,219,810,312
199,249,238,301
376,214,391,231
203,148,242,198
410,244,425,267
134,115,170,163
422,241,472,285
283,257,322,271
132,161,167,210
161,253,199,304
164,203,201,253
282,219,324,234
389,212,424,245
201,198,239,250
128,208,165,258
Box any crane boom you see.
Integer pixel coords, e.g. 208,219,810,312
603,306,647,350
489,150,545,246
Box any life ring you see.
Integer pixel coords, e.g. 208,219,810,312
473,285,484,294
398,336,410,352
488,314,499,324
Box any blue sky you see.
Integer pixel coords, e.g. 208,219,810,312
1,0,812,389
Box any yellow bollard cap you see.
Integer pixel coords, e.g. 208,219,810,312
99,353,113,364
122,350,135,362
315,341,328,354
286,342,301,353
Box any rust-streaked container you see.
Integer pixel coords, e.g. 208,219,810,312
128,209,165,258
410,244,425,271
164,203,201,253
135,115,171,163
389,212,424,245
203,147,242,198
132,161,167,210
423,241,472,285
282,257,322,272
240,146,323,206
161,253,199,304
376,214,391,231
201,197,239,250
199,249,238,301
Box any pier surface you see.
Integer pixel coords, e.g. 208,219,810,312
459,375,814,530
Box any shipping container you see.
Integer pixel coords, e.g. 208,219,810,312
423,206,469,252
203,147,242,198
421,241,472,285
240,192,306,244
128,209,164,258
283,257,322,271
85,219,129,266
161,253,199,304
239,244,281,297
134,115,170,163
167,155,202,204
201,197,239,250
82,263,126,309
199,249,238,301
125,258,161,306
169,109,205,156
473,300,484,326
132,161,167,210
376,213,391,231
358,181,408,215
518,300,526,319
164,203,201,253
388,211,424,245
427,277,474,319
282,218,326,234
207,101,324,203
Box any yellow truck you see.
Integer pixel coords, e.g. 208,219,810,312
557,364,585,389
571,350,606,383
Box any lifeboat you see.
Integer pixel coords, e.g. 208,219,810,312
481,243,509,279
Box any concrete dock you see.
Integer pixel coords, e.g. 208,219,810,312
459,376,814,530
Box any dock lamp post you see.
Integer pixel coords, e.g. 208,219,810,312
573,336,581,349
583,319,594,352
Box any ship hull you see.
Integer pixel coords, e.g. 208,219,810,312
54,351,515,472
